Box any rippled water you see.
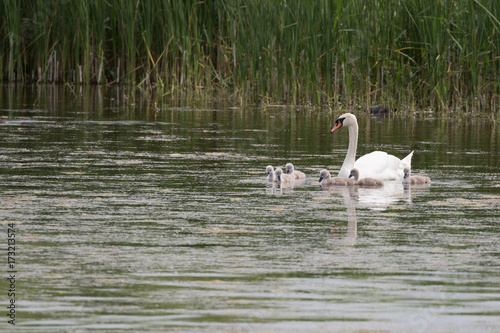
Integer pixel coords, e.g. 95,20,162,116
1,87,499,332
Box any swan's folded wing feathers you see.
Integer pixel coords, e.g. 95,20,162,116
354,151,388,174
353,151,406,180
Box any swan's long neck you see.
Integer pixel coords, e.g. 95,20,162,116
338,122,358,178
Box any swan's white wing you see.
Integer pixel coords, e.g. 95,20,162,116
354,151,402,180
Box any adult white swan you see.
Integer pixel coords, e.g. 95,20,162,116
331,113,413,180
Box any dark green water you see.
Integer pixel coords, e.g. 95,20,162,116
0,86,499,332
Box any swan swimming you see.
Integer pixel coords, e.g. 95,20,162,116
266,165,276,182
318,169,355,186
285,163,306,179
331,113,413,179
402,166,431,184
275,167,295,183
349,168,384,186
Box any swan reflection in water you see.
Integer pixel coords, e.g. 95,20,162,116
321,179,431,246
279,179,430,269
265,175,430,246
330,186,358,246
265,178,306,195
321,179,409,211
298,186,358,269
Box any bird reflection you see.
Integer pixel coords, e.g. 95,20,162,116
322,179,426,244
322,186,358,246
295,179,431,270
403,182,431,202
265,179,306,195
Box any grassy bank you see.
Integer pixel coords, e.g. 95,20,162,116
1,0,499,114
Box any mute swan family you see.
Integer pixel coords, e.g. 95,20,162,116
318,169,383,187
266,112,428,188
319,169,355,186
331,113,413,180
267,164,307,183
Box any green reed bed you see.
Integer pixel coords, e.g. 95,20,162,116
1,0,499,114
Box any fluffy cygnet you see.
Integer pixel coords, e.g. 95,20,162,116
318,169,355,186
349,168,384,186
285,163,306,179
403,167,431,184
275,167,295,183
266,165,276,181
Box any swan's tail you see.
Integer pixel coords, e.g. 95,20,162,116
400,151,414,169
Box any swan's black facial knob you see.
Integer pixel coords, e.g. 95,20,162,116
331,117,345,133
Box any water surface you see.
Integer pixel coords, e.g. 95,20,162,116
1,86,499,332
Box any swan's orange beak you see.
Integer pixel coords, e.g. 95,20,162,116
331,120,343,133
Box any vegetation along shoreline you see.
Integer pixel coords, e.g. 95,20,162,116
1,0,499,116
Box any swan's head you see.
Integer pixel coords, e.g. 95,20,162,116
285,163,294,174
403,166,411,179
266,165,274,176
349,168,359,181
319,169,331,182
331,113,357,133
275,167,283,181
